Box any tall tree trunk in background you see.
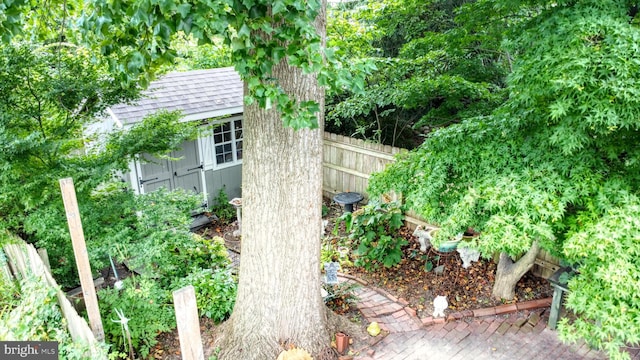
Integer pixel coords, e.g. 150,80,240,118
216,3,332,360
492,241,540,300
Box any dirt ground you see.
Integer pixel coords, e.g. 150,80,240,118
321,198,553,318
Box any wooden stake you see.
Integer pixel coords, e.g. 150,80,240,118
59,177,105,341
37,248,51,272
173,286,204,360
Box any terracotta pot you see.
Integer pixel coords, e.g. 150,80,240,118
335,332,349,354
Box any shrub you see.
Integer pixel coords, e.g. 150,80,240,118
209,187,236,224
174,267,237,323
0,274,107,359
336,200,407,271
98,276,175,359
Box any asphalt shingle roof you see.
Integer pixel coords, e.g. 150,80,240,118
109,67,243,124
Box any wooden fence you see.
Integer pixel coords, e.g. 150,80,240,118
1,239,106,358
322,132,405,200
321,132,558,278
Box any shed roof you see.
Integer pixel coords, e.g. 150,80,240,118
109,67,243,125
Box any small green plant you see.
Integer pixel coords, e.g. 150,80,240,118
321,203,329,217
424,256,439,272
322,281,360,314
208,347,221,360
175,267,237,323
99,275,175,359
0,274,107,359
209,187,236,224
320,237,353,268
335,200,407,271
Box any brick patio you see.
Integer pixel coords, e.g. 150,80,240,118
337,275,640,360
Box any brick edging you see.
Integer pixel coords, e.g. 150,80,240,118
422,298,553,326
337,272,553,328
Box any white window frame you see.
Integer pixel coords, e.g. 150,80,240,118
200,115,243,171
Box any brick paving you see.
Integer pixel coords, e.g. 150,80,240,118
339,276,640,360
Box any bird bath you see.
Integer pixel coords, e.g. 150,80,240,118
228,197,242,238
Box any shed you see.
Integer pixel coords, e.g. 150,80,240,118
106,67,244,206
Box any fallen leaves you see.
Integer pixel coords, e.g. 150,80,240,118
344,226,553,318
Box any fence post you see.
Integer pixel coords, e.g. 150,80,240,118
59,177,105,341
173,286,204,360
37,248,51,272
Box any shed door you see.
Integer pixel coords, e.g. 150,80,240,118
173,140,203,194
138,139,203,195
139,155,173,193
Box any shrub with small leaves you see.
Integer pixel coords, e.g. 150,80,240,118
174,267,237,323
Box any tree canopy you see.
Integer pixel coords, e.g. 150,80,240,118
325,0,508,147
370,0,640,357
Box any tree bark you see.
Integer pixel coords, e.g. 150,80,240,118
492,241,540,300
216,3,333,360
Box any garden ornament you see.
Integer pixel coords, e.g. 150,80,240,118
412,225,434,252
457,246,481,269
433,295,448,318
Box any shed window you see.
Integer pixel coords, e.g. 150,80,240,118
212,119,243,166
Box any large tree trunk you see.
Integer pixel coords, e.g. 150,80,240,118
492,241,540,300
216,4,333,360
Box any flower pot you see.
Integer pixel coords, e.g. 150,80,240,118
438,238,461,253
335,332,349,354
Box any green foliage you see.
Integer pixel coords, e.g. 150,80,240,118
117,189,231,286
326,0,508,147
370,0,640,356
72,0,372,130
106,110,199,161
321,237,353,268
167,34,233,71
0,42,137,225
559,196,640,360
210,187,236,224
0,37,197,289
0,273,108,359
336,200,407,271
99,276,175,359
322,281,360,313
174,268,237,323
0,253,20,318
322,204,329,218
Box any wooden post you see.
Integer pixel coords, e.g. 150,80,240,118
59,177,105,341
173,286,204,360
37,248,51,272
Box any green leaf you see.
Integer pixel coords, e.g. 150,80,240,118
237,23,251,38
176,4,191,18
272,2,287,15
